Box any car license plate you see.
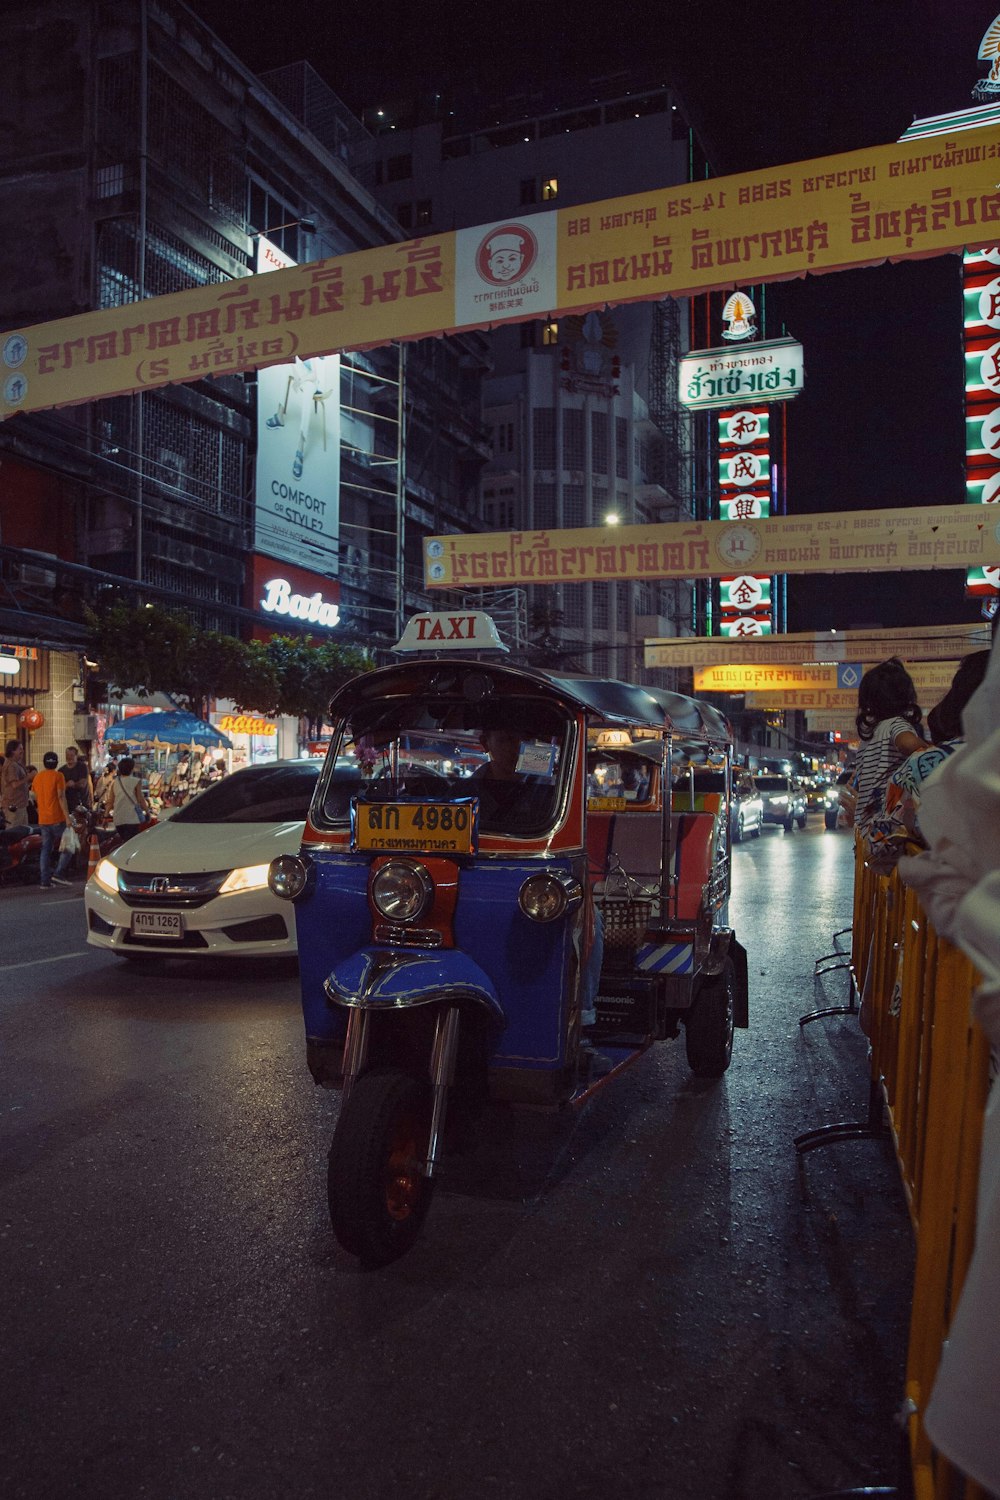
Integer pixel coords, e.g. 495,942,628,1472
353,800,476,855
131,911,183,940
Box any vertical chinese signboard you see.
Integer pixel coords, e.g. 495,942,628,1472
963,246,1000,609
718,404,773,636
678,329,802,639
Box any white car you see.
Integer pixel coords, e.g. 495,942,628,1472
85,760,319,960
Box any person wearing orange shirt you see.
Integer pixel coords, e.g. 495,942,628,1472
33,750,73,889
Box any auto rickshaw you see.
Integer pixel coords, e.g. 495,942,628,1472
270,611,749,1265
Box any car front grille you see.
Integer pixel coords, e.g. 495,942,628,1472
117,870,228,909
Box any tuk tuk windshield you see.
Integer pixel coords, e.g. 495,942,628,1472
316,694,573,838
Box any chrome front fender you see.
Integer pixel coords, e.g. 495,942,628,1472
324,947,505,1029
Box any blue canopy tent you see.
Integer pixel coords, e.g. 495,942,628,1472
104,709,233,751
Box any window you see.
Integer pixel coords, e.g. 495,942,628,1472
386,152,413,182
95,164,125,198
563,409,584,470
396,203,413,230
532,407,556,467
520,322,537,349
591,413,608,474
415,199,432,227
616,417,629,479
533,481,556,529
542,177,558,200
542,320,558,346
563,483,585,528
520,178,536,205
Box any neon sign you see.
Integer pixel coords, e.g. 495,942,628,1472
259,577,340,627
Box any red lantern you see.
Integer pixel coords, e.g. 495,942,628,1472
17,708,44,731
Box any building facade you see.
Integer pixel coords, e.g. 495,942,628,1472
0,1,490,762
363,80,715,681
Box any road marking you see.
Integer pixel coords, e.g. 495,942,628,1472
1,950,93,973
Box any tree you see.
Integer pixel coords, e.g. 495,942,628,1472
85,603,372,729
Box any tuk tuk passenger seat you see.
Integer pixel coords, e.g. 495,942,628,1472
587,796,722,921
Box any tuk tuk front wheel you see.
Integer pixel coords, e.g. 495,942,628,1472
327,1066,435,1267
685,958,735,1078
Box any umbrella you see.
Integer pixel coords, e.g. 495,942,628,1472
104,709,233,750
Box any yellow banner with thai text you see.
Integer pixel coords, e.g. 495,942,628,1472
3,123,1000,419
695,661,961,696
645,623,990,669
424,506,1000,589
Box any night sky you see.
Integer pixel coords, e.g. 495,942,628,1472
186,0,997,632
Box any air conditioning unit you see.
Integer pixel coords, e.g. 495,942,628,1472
12,559,57,588
74,714,100,740
157,447,187,488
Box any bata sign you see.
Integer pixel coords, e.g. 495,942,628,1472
260,576,340,627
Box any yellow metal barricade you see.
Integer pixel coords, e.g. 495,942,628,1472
848,849,991,1500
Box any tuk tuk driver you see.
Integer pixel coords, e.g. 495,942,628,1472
471,727,555,835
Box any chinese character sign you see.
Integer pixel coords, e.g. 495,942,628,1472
718,403,772,633
965,246,1000,598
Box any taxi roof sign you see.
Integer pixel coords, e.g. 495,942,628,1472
393,611,509,654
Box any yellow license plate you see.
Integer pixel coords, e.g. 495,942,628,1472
353,800,476,854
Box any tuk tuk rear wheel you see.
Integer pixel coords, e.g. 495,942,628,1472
685,958,735,1078
327,1066,435,1267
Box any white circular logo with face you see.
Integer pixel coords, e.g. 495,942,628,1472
476,223,538,287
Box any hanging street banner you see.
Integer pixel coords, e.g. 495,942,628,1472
422,504,1000,589
679,336,804,409
806,711,859,734
698,660,961,699
644,622,992,668
4,122,1000,419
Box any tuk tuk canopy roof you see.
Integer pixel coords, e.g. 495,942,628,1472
330,659,730,746
542,673,730,741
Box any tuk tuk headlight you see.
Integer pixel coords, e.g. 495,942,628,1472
371,860,433,922
268,854,311,901
518,872,582,923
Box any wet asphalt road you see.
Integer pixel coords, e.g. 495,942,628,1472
0,819,914,1500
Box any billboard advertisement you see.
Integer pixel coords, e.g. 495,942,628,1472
253,237,340,577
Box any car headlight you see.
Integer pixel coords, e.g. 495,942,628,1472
268,854,311,901
219,863,271,895
518,872,582,923
94,857,119,894
371,860,433,922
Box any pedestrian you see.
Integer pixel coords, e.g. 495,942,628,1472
108,755,150,843
59,744,93,816
168,751,193,803
32,750,74,888
2,739,30,826
845,657,926,840
860,651,991,867
94,757,118,809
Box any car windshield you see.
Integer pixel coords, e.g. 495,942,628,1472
755,775,789,792
171,764,318,823
317,693,571,837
